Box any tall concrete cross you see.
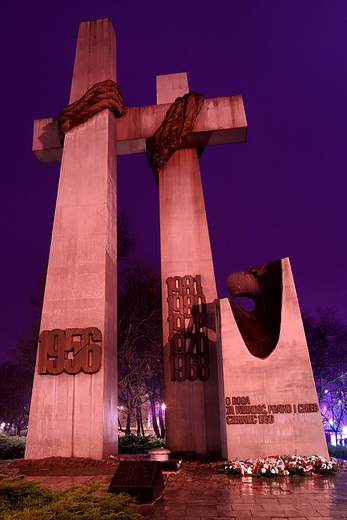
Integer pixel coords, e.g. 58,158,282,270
26,18,119,459
27,18,247,459
155,74,247,453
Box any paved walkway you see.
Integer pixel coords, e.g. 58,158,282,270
1,458,347,519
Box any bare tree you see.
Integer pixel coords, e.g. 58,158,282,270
6,211,164,438
9,210,137,371
117,210,138,265
303,308,347,401
303,308,347,440
0,362,33,434
117,258,164,437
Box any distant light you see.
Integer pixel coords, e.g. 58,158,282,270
342,426,347,435
329,419,334,425
161,404,166,411
325,390,329,393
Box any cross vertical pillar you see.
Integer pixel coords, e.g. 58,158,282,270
158,73,221,453
26,18,118,459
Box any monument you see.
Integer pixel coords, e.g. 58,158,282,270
149,74,247,453
27,17,328,460
26,19,120,459
27,17,247,458
216,258,328,459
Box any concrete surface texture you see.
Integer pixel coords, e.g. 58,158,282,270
26,19,118,459
138,468,347,520
2,457,347,520
27,17,248,460
216,257,328,461
16,472,347,519
32,94,247,162
157,72,248,454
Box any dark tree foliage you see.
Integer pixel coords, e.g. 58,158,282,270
117,210,138,265
9,210,138,371
303,308,347,402
10,264,47,372
304,307,347,438
2,267,46,432
117,258,164,437
5,210,164,438
0,361,33,434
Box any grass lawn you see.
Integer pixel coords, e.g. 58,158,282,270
0,476,139,519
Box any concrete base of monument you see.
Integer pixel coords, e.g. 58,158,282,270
215,257,329,461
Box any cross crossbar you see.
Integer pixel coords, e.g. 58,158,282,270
33,94,247,163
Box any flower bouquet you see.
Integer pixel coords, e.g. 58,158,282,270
305,455,337,475
282,455,312,476
219,454,337,477
252,455,289,477
219,459,253,475
283,455,337,476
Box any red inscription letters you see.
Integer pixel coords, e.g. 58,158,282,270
225,396,319,426
38,327,102,375
167,275,210,382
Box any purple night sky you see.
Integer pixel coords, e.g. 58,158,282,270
1,1,347,363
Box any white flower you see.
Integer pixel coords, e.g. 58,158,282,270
261,468,266,473
264,464,269,469
247,468,252,474
271,469,276,474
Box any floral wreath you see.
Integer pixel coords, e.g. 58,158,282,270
220,454,336,477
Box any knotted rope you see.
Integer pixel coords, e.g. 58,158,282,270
146,91,205,184
58,79,128,144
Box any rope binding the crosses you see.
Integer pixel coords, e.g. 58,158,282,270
146,91,205,185
57,81,204,185
58,79,128,144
